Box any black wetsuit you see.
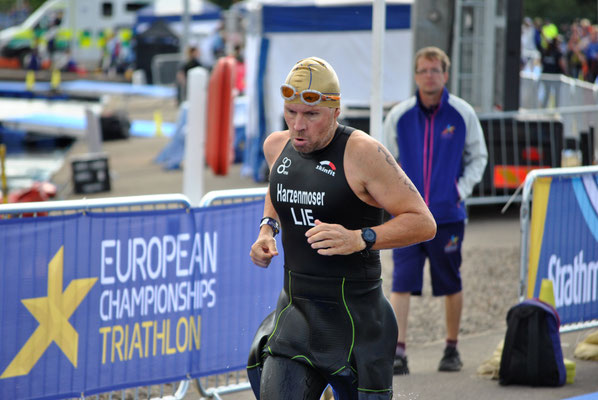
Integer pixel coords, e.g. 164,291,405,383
247,125,397,399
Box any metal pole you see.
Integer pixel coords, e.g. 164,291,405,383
450,0,462,95
84,108,103,154
0,144,7,204
183,67,209,206
370,0,385,141
224,10,237,56
181,0,190,57
481,0,496,112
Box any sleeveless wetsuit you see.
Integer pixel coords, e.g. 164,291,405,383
247,125,397,399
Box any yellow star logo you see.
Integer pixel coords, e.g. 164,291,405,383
1,246,97,379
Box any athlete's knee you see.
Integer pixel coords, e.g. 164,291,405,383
260,356,327,400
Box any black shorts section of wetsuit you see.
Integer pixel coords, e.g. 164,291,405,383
247,269,397,399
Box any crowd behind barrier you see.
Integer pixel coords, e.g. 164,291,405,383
519,166,598,332
521,17,598,84
0,190,280,400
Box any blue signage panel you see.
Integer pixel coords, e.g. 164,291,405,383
530,174,598,325
0,201,283,399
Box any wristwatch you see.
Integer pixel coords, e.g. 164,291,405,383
360,227,376,256
260,217,280,237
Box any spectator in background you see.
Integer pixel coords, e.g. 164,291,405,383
100,29,115,75
584,27,598,83
233,44,245,95
533,17,544,51
107,31,121,75
579,18,593,47
383,46,487,375
176,46,204,105
63,48,78,73
45,11,62,68
542,36,567,74
212,24,225,60
521,17,540,70
541,18,559,49
566,24,586,80
26,46,41,71
541,36,567,107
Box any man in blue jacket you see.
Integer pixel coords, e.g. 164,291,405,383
383,46,488,375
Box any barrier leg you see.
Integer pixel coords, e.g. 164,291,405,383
173,380,190,399
194,377,251,400
148,380,190,400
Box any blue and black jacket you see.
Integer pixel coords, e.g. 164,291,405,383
383,87,488,224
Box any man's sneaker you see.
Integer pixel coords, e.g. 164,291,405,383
393,354,409,375
438,346,463,372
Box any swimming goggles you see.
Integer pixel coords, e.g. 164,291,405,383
280,84,340,105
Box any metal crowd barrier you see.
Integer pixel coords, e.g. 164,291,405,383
0,194,192,218
199,187,267,207
0,189,268,400
520,72,598,110
519,166,598,333
469,104,598,206
0,194,191,399
162,188,269,400
151,54,181,86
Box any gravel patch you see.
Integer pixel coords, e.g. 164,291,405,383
381,244,521,345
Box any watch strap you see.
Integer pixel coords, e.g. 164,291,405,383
260,217,280,237
360,227,376,256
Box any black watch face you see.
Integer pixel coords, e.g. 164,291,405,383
363,228,376,242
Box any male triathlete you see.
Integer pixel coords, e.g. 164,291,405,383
248,56,436,399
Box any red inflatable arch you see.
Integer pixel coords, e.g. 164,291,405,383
206,56,236,175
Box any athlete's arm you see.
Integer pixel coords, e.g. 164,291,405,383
306,131,436,256
249,131,289,267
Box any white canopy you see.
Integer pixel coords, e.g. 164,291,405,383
242,0,414,181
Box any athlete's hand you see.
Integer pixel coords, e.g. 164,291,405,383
250,234,279,267
305,219,365,256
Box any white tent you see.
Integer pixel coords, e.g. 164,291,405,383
241,0,414,181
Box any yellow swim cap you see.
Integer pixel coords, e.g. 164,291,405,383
282,57,341,108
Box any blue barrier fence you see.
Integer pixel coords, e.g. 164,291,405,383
520,166,598,330
0,197,283,399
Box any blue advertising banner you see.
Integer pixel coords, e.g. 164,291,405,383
0,201,283,399
528,174,598,325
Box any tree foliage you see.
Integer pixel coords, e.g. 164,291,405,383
30,0,46,10
209,0,234,9
24,0,231,13
524,0,597,26
0,0,42,13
